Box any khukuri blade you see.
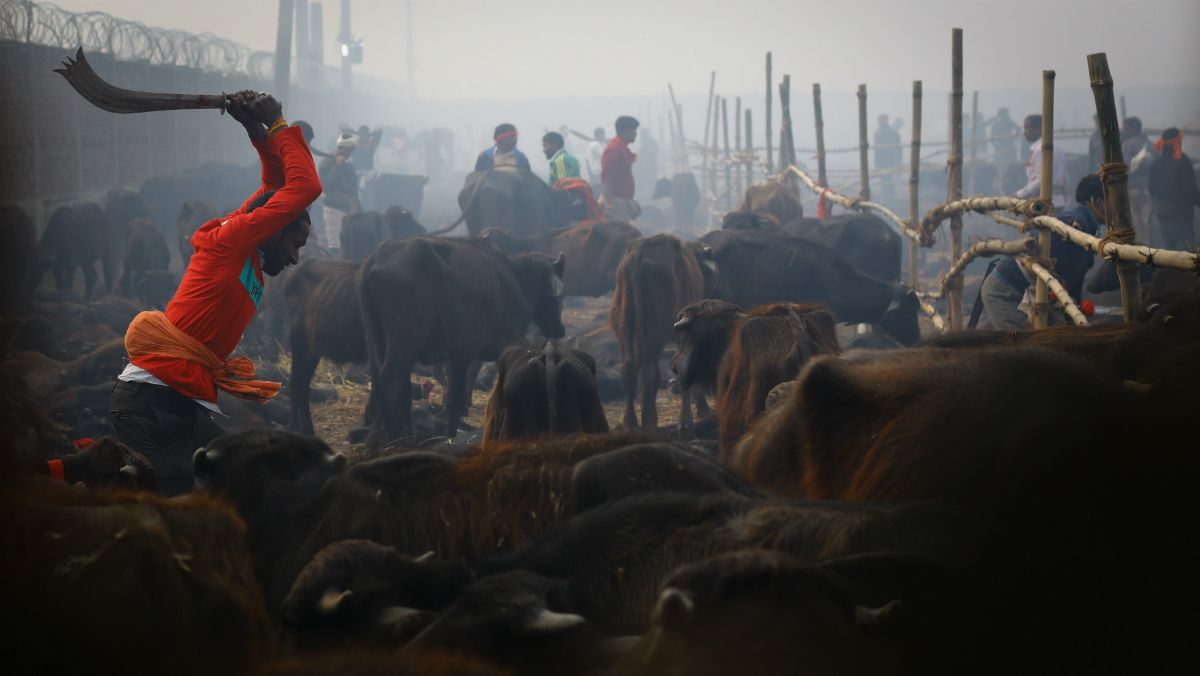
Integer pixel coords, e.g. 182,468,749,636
53,47,228,115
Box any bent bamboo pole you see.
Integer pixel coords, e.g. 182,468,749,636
990,213,1200,273
1021,256,1089,326
919,299,947,333
928,238,1038,299
781,165,921,242
921,196,1052,242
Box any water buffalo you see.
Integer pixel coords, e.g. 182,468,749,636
358,237,566,444
610,235,710,431
479,220,642,297
652,173,702,230
118,219,171,299
39,202,113,299
449,168,575,237
481,341,609,446
0,205,40,318
673,301,840,451
782,212,903,282
736,181,804,224
700,228,920,345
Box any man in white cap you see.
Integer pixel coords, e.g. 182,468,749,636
318,132,360,251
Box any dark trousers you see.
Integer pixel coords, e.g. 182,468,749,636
109,380,225,496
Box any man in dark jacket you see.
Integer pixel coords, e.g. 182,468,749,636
976,174,1105,329
1148,128,1200,250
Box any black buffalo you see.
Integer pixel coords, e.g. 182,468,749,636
449,168,574,237
782,212,903,282
358,237,566,444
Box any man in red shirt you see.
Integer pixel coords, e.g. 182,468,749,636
601,115,641,222
108,90,322,495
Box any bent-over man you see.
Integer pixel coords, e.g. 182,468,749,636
109,91,322,495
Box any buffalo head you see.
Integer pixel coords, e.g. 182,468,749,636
670,299,745,391
511,251,567,339
880,287,921,347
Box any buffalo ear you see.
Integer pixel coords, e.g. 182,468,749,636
553,252,566,277
318,588,352,614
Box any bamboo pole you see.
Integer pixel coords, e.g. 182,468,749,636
781,166,920,242
933,238,1039,299
1022,257,1089,326
969,90,979,195
703,71,715,187
908,80,923,289
745,108,754,186
710,94,720,218
1032,70,1056,329
1088,53,1142,322
919,300,947,332
780,76,797,192
990,213,1200,272
857,84,871,201
923,196,1051,235
947,27,964,330
812,82,828,190
722,97,732,210
735,97,743,196
766,52,774,172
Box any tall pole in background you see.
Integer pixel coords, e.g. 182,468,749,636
765,52,773,171
734,96,742,196
722,97,732,210
947,27,964,330
969,90,979,194
908,81,923,290
339,0,351,94
857,83,870,201
1032,70,1056,329
273,0,294,102
310,2,324,65
294,0,309,77
812,83,827,192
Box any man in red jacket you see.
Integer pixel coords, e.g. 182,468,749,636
108,90,323,495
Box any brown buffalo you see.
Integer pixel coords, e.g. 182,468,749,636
118,218,172,299
0,481,274,675
736,182,804,224
482,341,609,445
610,235,709,431
479,220,642,297
672,300,842,451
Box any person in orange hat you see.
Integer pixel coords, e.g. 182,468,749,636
1148,128,1200,250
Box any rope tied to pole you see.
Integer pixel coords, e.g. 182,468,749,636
1098,161,1128,184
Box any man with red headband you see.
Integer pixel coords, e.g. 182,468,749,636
1148,128,1200,250
108,90,322,495
475,123,531,172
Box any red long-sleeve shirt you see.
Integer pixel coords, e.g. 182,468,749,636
130,126,322,402
601,137,637,200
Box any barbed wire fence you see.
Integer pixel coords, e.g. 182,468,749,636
0,0,275,80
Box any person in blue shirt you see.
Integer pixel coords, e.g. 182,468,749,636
975,174,1105,329
475,123,531,172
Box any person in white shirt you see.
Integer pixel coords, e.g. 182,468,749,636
1014,114,1070,208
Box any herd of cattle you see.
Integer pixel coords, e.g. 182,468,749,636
2,166,1199,675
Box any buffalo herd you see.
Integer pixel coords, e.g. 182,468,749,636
2,168,1198,675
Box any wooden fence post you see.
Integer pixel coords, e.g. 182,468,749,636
735,96,743,196
812,83,827,191
969,90,979,194
745,108,754,185
1089,53,1141,321
857,83,870,201
703,71,715,188
722,97,732,210
1033,70,1056,329
780,76,796,192
947,28,964,330
765,52,773,172
909,80,923,290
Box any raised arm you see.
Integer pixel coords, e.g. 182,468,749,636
221,91,286,217
217,96,323,251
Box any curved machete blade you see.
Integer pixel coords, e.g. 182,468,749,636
53,47,228,114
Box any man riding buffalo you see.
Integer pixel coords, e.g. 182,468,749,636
108,90,322,495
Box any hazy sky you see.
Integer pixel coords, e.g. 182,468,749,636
52,0,1200,101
